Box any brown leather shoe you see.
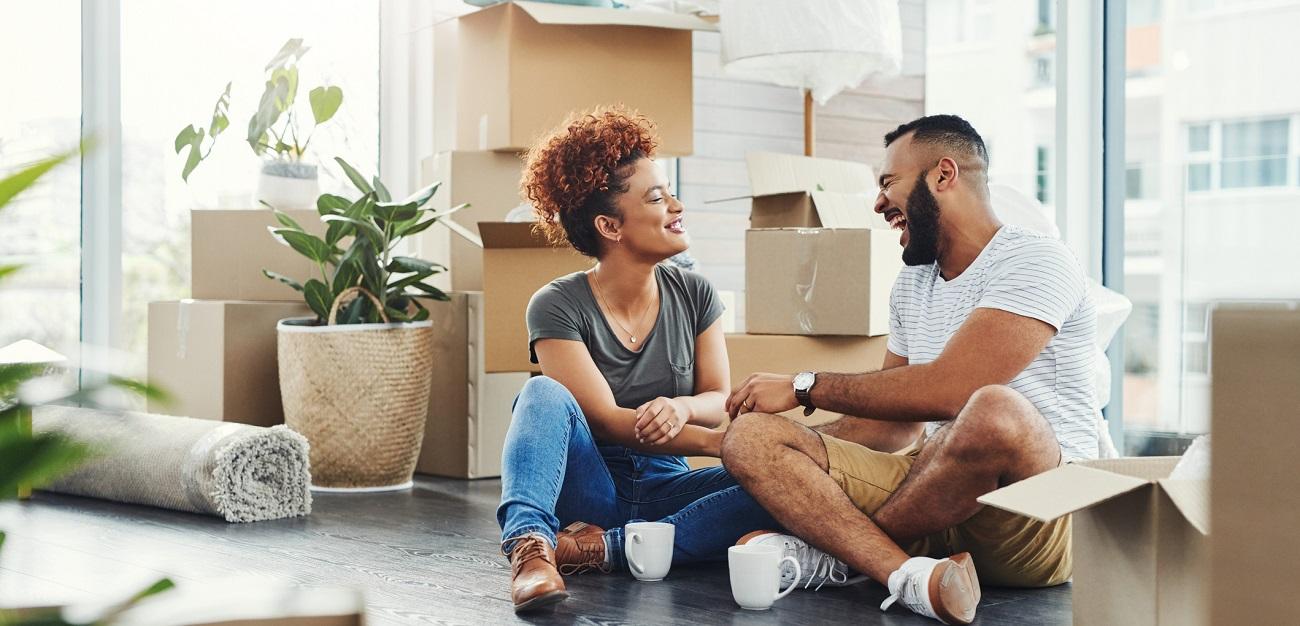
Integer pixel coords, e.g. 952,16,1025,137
505,534,568,613
555,522,610,575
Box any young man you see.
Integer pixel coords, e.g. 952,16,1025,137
721,115,1097,625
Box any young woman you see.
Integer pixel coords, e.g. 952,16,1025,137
496,108,777,612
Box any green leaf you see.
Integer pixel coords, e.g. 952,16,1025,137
309,85,343,125
108,377,168,404
408,281,450,301
269,66,299,111
396,217,438,238
334,157,373,195
322,214,384,251
331,254,361,297
374,202,418,223
355,244,384,297
0,152,74,210
0,263,22,283
0,363,45,399
0,429,93,498
427,201,469,222
403,181,441,209
388,269,435,292
337,294,367,324
265,38,309,71
209,82,232,138
268,227,332,264
273,209,306,232
248,79,288,153
263,269,304,293
174,124,199,153
371,175,392,203
386,256,440,274
303,279,332,321
317,193,350,215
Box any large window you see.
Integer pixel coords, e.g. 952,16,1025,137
0,1,82,355
1121,0,1300,435
119,0,380,357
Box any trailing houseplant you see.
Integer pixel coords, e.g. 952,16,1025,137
174,38,344,209
264,157,463,490
0,152,173,625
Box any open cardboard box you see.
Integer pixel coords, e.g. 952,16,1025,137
148,300,309,427
445,220,593,373
979,457,1209,626
446,1,714,155
419,291,530,479
734,152,903,336
415,152,526,292
191,209,324,302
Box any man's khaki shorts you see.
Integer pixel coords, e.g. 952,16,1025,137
819,433,1072,588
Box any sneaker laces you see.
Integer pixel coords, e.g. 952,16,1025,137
880,558,937,619
783,538,849,591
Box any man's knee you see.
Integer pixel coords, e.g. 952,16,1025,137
950,385,1052,452
721,413,793,474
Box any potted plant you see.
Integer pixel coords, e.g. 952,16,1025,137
264,157,462,491
174,38,344,210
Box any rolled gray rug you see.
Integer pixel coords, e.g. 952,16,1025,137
33,406,312,522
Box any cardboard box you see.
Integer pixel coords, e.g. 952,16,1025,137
148,300,309,427
418,292,530,479
1210,307,1300,624
736,152,902,336
450,221,593,373
688,333,889,469
978,457,1209,626
191,209,325,302
418,152,526,291
448,1,714,156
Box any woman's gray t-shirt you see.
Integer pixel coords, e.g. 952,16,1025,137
526,264,724,409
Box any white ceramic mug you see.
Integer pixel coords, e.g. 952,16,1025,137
728,544,802,610
624,522,674,581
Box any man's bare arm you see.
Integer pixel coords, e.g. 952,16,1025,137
812,351,927,452
810,308,1056,422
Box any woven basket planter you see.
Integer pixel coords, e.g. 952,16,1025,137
277,312,434,491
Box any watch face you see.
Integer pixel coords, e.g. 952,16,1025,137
794,372,815,391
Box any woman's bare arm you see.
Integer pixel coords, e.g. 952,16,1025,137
534,338,723,457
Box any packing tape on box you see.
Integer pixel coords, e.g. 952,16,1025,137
791,228,827,334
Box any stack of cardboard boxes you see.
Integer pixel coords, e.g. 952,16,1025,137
147,210,317,428
413,2,719,478
687,152,905,468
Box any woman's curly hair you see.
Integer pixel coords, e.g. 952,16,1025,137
521,106,659,257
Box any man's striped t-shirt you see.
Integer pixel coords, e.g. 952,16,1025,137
888,224,1099,461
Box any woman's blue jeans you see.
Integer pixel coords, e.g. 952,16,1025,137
496,376,778,570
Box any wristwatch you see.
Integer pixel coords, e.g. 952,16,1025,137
793,371,817,417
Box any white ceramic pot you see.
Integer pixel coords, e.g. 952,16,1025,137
256,161,319,210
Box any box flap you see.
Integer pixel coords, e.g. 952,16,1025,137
514,1,717,31
745,152,876,198
1159,478,1211,535
441,216,485,249
977,463,1150,522
809,192,890,229
477,221,566,249
1079,456,1179,480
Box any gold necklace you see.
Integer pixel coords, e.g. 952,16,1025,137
590,270,657,344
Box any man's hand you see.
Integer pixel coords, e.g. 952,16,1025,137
635,397,689,445
726,373,798,419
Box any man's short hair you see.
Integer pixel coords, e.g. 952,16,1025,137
884,114,989,170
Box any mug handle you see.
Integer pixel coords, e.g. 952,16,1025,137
773,556,801,602
627,531,645,575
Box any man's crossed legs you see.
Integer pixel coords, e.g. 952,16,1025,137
721,385,1073,624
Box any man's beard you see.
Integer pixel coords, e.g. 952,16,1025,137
901,171,942,266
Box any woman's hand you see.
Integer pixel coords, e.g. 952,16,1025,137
634,397,690,445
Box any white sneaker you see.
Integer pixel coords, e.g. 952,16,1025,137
880,553,981,625
736,531,867,591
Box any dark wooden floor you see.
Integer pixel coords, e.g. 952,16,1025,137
0,476,1071,625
